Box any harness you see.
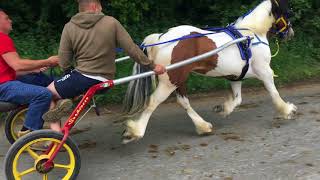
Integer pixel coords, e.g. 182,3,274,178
117,26,269,81
205,25,269,81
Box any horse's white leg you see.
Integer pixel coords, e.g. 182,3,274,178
176,94,214,135
122,80,176,144
214,81,242,117
253,61,297,119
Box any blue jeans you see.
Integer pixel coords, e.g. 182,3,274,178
17,72,54,87
0,81,52,130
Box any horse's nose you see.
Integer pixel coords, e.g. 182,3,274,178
288,27,295,39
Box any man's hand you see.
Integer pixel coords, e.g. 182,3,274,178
47,56,60,67
153,64,166,75
39,67,49,72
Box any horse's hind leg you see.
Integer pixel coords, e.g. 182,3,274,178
253,61,297,119
214,81,243,117
122,80,176,144
176,85,214,135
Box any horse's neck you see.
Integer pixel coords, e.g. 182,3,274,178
234,1,273,37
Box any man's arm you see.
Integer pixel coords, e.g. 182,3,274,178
58,25,74,71
114,18,155,67
16,69,41,76
16,66,50,76
2,52,58,72
113,18,165,74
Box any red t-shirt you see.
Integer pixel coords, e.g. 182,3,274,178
0,32,16,84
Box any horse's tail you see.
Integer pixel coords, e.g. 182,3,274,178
122,33,162,115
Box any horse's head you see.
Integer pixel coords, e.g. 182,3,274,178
270,0,294,40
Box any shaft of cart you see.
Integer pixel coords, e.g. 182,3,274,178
113,36,253,86
115,56,130,63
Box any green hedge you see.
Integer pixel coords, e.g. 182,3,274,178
0,0,319,104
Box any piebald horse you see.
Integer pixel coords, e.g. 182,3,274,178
122,0,296,143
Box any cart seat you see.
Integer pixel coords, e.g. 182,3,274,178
0,101,18,112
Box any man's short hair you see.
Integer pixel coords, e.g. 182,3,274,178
0,8,4,12
77,0,101,3
77,0,101,11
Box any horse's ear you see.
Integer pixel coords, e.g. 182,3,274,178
272,0,280,7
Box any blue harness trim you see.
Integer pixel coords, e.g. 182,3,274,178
141,32,216,48
203,26,253,81
116,26,269,55
252,34,269,46
206,26,252,62
116,48,123,53
116,25,268,81
205,26,269,59
115,32,216,53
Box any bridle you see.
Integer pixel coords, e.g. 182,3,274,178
270,0,292,38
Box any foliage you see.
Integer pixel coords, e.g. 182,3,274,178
0,0,319,104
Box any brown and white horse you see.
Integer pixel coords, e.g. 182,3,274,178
122,0,296,143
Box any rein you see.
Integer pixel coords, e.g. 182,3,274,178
271,39,280,58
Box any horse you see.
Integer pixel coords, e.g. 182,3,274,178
122,0,296,144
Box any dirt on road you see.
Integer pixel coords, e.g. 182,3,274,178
1,81,320,180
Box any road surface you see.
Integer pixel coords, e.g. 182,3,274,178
1,82,320,180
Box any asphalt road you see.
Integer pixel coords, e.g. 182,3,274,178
1,82,320,180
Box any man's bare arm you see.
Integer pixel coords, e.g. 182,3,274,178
2,52,58,72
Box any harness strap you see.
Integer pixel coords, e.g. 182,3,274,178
229,64,250,82
215,26,252,81
227,36,252,81
271,39,280,58
252,34,269,46
116,26,265,82
140,32,216,48
116,32,217,52
214,27,268,81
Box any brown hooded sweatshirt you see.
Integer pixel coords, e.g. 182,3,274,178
58,12,154,80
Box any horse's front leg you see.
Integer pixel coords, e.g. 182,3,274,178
214,81,243,117
122,81,176,144
253,61,297,119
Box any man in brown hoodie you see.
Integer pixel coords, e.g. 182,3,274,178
44,0,166,131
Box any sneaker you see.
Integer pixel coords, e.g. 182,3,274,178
30,141,51,151
17,130,49,151
18,130,31,138
42,99,73,122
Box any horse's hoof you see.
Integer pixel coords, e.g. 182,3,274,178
284,103,298,120
122,135,137,144
196,122,215,135
287,108,297,119
122,132,142,144
121,127,143,144
213,105,224,113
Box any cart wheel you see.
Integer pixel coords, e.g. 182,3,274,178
5,107,28,144
4,130,81,180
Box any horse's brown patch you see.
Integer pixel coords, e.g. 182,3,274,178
169,32,218,95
